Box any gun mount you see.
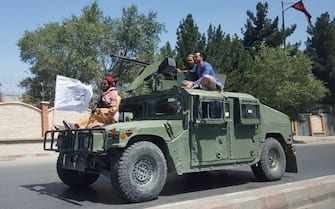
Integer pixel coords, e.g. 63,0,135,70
111,55,179,97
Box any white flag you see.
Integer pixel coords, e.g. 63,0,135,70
54,75,93,112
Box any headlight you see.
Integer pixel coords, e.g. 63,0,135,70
109,128,134,140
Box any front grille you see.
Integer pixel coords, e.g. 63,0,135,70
44,128,106,153
59,130,92,151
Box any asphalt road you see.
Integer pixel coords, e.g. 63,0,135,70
0,143,335,209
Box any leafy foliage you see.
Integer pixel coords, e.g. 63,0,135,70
175,14,201,68
156,41,176,61
243,46,328,119
18,2,164,104
242,2,296,50
203,25,253,91
19,4,106,104
306,12,335,105
110,5,165,85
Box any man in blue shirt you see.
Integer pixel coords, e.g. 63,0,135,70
182,52,224,91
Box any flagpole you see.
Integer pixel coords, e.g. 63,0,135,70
52,108,56,129
282,1,286,48
282,1,313,48
281,1,297,48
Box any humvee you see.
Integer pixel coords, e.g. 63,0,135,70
44,57,297,203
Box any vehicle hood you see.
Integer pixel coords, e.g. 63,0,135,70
105,119,184,139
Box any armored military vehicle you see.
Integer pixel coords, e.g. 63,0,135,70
44,57,297,203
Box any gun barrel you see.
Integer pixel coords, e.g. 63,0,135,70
110,54,149,66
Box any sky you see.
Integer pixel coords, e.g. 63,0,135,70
0,0,333,98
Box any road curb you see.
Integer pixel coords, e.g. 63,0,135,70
0,139,43,145
0,152,57,161
145,174,335,209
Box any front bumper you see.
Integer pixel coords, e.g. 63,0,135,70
43,128,107,153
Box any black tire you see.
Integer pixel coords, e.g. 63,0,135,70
111,141,167,203
251,138,286,181
56,154,99,188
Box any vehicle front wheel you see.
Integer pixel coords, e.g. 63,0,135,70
56,154,99,188
111,141,167,203
251,138,286,181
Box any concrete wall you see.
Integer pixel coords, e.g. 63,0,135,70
0,102,42,140
0,102,88,141
293,113,335,136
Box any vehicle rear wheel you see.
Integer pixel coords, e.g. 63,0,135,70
110,141,167,203
56,154,99,188
251,138,286,181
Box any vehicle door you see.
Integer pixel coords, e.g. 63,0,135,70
229,98,261,160
190,95,229,167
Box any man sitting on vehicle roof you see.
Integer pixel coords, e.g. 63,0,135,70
182,51,224,92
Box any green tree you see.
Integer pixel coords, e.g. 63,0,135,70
217,35,253,91
175,14,201,68
18,2,165,104
203,25,253,91
109,5,165,84
19,2,107,104
113,5,165,62
156,41,176,61
242,2,296,50
205,24,226,68
306,12,335,106
244,46,328,119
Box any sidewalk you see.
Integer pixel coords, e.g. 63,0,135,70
0,141,57,160
293,135,335,144
0,135,335,161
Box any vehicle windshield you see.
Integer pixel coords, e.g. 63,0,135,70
119,95,182,121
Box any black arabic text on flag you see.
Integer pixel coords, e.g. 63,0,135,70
291,0,312,26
